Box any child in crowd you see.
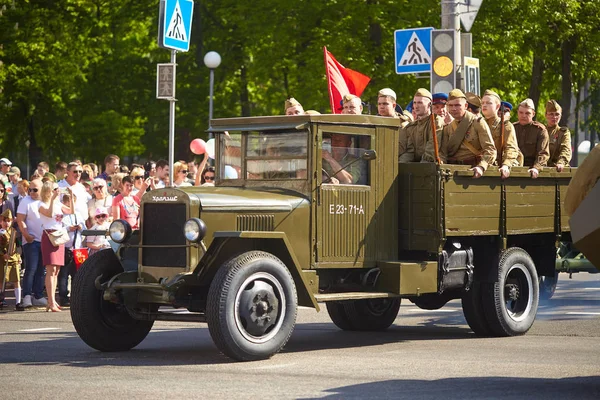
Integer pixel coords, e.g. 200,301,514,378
0,210,22,310
87,206,111,256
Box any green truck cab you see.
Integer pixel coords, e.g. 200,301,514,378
71,114,575,361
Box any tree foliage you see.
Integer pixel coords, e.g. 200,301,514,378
1,0,599,171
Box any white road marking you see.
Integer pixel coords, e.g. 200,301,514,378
20,328,60,332
566,312,600,316
583,287,600,290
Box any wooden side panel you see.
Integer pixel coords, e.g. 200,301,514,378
398,163,441,253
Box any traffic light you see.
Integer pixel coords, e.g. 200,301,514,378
430,29,456,94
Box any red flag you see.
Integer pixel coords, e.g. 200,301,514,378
324,47,371,114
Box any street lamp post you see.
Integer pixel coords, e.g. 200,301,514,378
204,51,221,138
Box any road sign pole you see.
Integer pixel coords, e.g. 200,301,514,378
168,49,176,187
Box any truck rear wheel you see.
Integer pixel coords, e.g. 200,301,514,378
461,281,493,336
482,247,539,336
206,251,297,361
70,249,154,351
326,298,400,331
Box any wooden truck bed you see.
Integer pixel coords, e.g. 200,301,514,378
398,164,574,254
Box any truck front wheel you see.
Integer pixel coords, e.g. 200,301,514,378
326,298,400,331
206,251,298,361
482,247,539,336
70,249,154,351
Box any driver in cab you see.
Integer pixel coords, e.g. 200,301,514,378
322,134,361,184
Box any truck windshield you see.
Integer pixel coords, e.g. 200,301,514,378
217,130,308,181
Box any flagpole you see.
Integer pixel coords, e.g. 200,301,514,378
324,47,334,113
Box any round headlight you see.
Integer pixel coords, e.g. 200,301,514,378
184,218,207,243
109,219,132,243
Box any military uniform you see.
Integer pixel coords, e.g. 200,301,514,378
513,121,549,170
323,152,362,184
546,125,571,167
442,112,497,170
399,114,445,163
486,116,520,167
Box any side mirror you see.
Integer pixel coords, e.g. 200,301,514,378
362,150,377,161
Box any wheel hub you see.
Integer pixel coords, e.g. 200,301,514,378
505,283,519,301
238,280,280,338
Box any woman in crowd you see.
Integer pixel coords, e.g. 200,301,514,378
172,161,193,187
199,166,216,186
112,176,147,229
130,166,146,196
144,160,156,179
39,181,73,312
82,164,96,180
109,172,126,196
0,180,15,216
87,178,113,228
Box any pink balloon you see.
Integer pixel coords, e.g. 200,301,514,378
190,138,206,155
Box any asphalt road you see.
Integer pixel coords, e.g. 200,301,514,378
1,273,599,399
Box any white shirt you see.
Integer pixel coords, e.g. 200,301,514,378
17,196,43,242
38,200,64,231
58,179,90,219
62,212,86,249
88,222,110,249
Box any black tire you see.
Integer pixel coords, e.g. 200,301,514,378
206,251,297,361
325,301,354,330
539,274,558,301
70,249,154,351
461,281,493,336
482,247,539,336
330,298,400,331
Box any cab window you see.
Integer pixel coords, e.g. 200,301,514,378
322,133,370,185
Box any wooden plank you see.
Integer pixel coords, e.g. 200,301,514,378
446,192,501,204
505,184,556,193
446,204,499,218
506,204,554,218
445,181,502,194
506,192,555,205
445,217,499,235
507,216,554,233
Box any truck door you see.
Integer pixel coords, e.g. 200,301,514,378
315,126,377,267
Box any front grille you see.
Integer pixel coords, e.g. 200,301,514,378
142,203,187,267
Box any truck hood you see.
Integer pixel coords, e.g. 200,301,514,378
189,187,309,212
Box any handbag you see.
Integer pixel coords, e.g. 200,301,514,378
46,229,70,247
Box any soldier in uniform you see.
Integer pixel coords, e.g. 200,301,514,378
399,88,445,163
377,88,411,128
442,89,497,178
513,98,549,178
545,100,572,171
481,89,520,179
466,92,482,117
341,94,363,115
285,98,304,116
432,93,453,125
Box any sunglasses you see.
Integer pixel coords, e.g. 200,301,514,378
72,170,83,174
204,176,215,181
28,188,39,193
134,176,144,180
93,186,104,191
96,214,108,219
180,170,188,174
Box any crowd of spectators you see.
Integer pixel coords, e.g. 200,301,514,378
0,153,213,311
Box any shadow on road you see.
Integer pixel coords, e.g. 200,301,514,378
300,376,600,399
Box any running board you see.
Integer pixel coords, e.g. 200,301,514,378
314,292,400,302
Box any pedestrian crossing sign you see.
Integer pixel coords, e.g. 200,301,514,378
394,27,433,75
159,0,194,52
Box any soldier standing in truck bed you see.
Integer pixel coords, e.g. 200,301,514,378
545,100,572,172
442,89,497,178
481,89,520,179
513,98,549,178
399,88,445,163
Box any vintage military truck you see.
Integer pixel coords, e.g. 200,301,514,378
71,114,575,361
